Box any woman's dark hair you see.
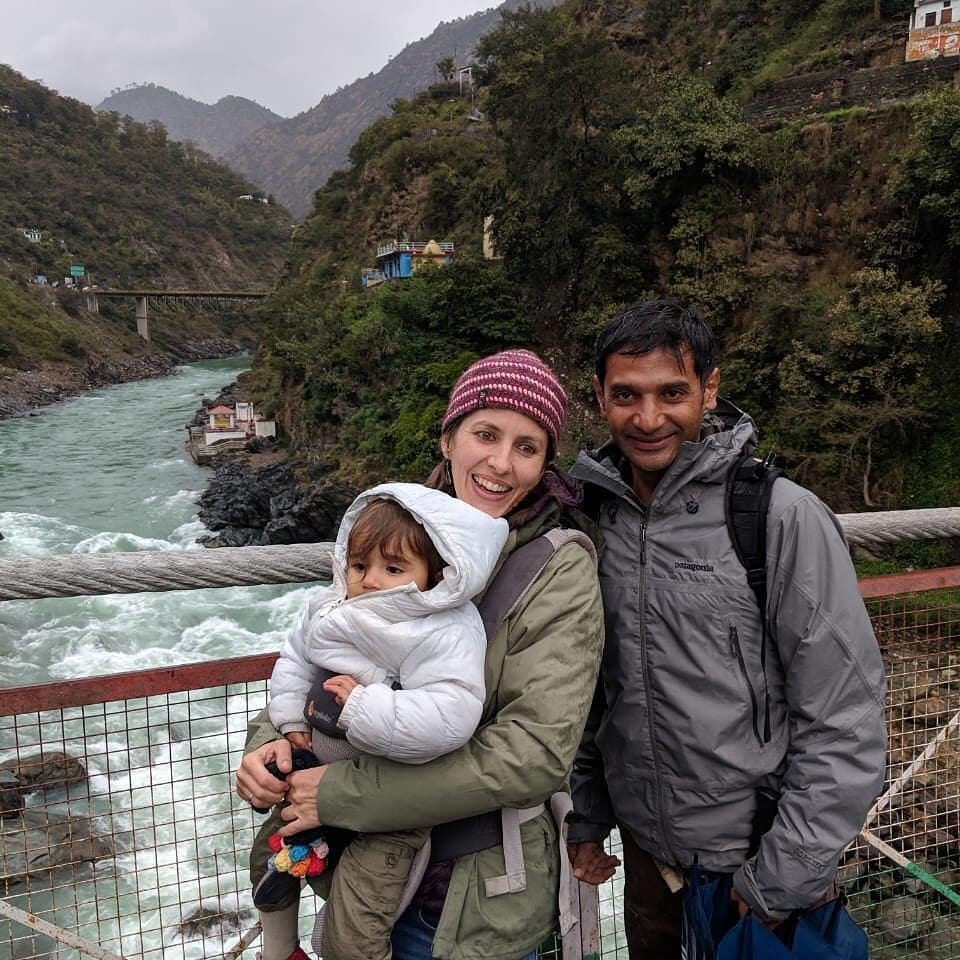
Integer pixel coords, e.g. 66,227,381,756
347,499,445,586
595,300,718,387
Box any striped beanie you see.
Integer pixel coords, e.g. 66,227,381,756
442,349,567,448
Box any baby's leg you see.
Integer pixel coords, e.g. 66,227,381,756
258,903,301,960
251,812,304,959
317,827,431,960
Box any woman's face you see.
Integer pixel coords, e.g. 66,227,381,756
441,408,549,519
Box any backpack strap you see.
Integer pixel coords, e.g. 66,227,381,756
429,529,597,885
725,451,782,745
477,528,597,642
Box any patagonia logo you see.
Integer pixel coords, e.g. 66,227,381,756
675,560,715,573
791,846,824,869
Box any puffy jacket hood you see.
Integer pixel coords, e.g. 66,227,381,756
332,482,509,615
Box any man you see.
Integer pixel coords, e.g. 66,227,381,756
567,300,887,957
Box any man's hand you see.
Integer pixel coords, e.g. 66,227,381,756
567,841,621,884
323,674,359,706
730,887,780,930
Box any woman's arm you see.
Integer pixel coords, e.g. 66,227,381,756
306,542,603,833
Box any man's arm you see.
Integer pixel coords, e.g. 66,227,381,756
568,677,617,844
733,487,887,918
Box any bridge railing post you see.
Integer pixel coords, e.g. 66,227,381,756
135,297,149,341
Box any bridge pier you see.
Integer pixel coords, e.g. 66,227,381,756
83,292,99,314
135,297,149,341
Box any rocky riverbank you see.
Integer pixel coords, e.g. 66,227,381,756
196,458,356,548
0,337,249,420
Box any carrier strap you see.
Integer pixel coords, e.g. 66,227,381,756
429,528,597,909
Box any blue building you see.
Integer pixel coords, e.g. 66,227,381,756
361,239,455,288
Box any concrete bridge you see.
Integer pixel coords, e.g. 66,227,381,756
83,289,269,341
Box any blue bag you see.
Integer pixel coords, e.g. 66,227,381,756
682,862,868,960
716,896,869,960
681,864,737,960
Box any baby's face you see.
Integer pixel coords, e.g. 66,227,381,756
346,544,430,598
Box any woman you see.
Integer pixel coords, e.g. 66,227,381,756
237,348,604,960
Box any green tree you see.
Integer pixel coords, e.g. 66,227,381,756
476,6,635,315
435,57,457,83
776,268,942,507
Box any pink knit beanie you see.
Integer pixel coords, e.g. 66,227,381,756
442,349,567,448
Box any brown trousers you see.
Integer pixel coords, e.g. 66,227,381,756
621,828,683,959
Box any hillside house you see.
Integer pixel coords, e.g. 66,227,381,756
18,228,41,244
360,239,455,288
906,0,960,59
202,402,276,446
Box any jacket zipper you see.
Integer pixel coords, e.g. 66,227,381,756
729,625,763,745
638,511,679,866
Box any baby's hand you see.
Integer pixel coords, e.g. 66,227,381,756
323,674,358,706
284,730,311,750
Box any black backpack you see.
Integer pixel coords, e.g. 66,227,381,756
726,451,783,745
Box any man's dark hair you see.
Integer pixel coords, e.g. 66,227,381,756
595,300,719,387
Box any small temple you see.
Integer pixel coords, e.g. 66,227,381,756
361,239,455,288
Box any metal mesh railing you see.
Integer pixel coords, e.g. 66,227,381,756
0,567,959,958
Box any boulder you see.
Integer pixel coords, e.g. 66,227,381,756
0,810,114,889
198,459,355,548
0,751,87,794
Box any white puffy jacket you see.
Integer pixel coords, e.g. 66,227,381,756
268,482,509,764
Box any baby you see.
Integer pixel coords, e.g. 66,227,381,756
249,482,508,960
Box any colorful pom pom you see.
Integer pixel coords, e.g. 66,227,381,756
288,844,309,862
307,851,326,876
267,833,284,853
289,859,310,878
311,841,329,859
274,848,293,872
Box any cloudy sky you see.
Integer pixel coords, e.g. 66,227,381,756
1,1,498,117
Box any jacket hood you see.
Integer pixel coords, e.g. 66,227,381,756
332,482,509,614
571,397,758,504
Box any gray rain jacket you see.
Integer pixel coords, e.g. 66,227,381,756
568,400,887,917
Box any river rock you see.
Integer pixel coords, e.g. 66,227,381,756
0,751,87,793
177,904,248,940
198,460,355,547
877,894,937,944
0,809,114,889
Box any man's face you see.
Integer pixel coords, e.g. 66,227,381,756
594,347,720,503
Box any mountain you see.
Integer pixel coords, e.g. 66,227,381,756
92,2,556,218
225,0,556,216
97,84,282,162
0,65,290,373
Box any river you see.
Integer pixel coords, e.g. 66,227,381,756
0,358,319,960
0,356,312,688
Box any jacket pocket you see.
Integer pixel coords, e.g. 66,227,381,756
729,625,763,746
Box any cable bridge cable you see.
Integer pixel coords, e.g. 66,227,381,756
0,543,334,601
2,509,960,601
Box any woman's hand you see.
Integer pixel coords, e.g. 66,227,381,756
323,674,358,706
236,738,292,810
278,764,329,837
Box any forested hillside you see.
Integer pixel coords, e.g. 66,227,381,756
246,0,960,558
0,66,290,371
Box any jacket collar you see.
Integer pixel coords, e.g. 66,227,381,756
571,398,758,508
